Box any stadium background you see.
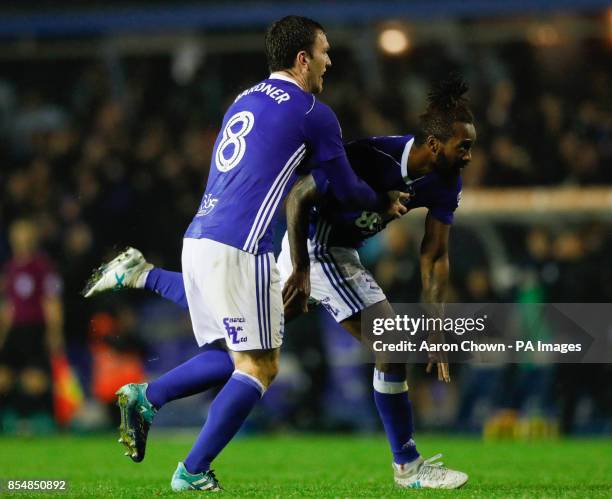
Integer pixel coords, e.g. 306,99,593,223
1,0,611,449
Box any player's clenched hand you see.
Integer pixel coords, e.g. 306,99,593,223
425,329,451,383
282,269,310,315
384,191,410,220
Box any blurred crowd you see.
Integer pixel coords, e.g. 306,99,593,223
0,33,611,433
1,35,611,267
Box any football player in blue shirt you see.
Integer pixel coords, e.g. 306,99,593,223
90,16,407,492
280,76,475,489
85,75,475,489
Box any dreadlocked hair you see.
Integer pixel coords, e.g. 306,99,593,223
417,73,474,143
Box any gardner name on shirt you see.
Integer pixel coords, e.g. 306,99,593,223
235,82,291,105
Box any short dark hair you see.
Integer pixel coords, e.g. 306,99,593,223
265,16,325,73
417,73,474,143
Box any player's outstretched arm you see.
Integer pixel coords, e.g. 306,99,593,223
282,174,321,316
420,212,450,305
303,101,391,212
420,211,451,382
323,156,409,216
319,154,390,211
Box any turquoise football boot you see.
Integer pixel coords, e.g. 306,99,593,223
171,462,222,492
116,383,157,462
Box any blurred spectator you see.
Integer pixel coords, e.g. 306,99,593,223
0,219,63,433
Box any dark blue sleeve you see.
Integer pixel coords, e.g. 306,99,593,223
303,99,346,162
358,135,414,165
304,101,388,211
311,168,329,196
319,155,388,211
429,180,461,225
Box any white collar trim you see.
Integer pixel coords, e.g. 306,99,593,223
269,72,303,89
401,137,415,183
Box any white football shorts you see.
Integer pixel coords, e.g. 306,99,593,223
277,233,387,322
182,237,283,351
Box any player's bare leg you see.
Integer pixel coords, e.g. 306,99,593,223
232,349,280,388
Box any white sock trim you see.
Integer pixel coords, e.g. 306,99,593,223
135,265,152,288
233,369,266,395
373,368,409,394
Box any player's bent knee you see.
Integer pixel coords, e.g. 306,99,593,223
232,349,279,388
265,359,280,385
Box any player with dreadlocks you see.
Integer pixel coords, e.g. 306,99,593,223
280,73,476,489
83,74,476,489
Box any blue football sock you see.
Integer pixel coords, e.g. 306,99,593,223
144,268,189,309
373,367,420,465
184,371,264,474
145,347,234,410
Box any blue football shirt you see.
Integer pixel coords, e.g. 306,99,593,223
310,135,462,248
185,74,346,254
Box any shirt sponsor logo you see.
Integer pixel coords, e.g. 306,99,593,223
196,194,219,216
354,211,382,235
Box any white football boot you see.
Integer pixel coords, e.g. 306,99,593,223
82,247,152,298
393,454,468,489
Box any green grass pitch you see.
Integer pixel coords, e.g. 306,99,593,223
0,432,610,497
